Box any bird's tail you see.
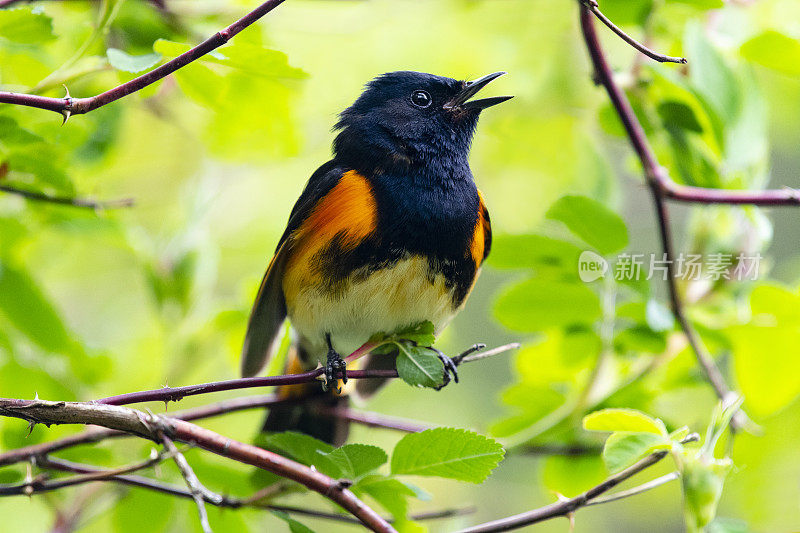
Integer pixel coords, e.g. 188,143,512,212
262,344,350,446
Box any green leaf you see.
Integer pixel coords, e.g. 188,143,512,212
260,432,340,477
741,31,800,77
391,428,504,483
0,259,76,354
668,0,723,8
583,409,666,435
685,22,741,124
600,0,653,25
681,456,733,531
602,432,671,473
106,48,162,73
0,116,44,145
488,234,582,270
357,475,417,519
494,278,601,331
395,342,444,388
0,7,55,44
729,284,800,417
324,444,388,479
271,511,316,533
546,195,628,255
393,320,435,346
658,101,704,133
153,39,306,80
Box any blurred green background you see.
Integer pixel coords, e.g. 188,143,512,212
1,0,800,531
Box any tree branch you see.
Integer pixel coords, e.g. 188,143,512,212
582,0,686,64
0,184,134,210
0,398,396,533
36,456,474,525
95,342,518,407
159,434,214,533
577,3,753,430
456,434,698,533
0,0,288,118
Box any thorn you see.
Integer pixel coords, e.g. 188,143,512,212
26,421,36,438
34,391,39,401
61,85,72,125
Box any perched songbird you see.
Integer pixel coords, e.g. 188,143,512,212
242,71,511,442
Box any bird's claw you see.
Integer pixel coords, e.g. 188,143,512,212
323,350,347,393
431,348,459,390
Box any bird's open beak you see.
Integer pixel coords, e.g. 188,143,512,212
445,71,513,111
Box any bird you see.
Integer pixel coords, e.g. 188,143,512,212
241,70,511,443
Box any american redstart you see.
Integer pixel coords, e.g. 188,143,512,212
241,71,511,443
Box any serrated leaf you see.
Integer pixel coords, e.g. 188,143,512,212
271,511,316,533
261,432,340,477
396,343,444,388
583,409,666,435
324,444,387,479
546,195,628,255
603,432,671,473
494,278,601,331
107,48,162,73
391,428,504,483
0,7,55,44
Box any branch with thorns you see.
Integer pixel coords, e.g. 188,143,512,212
0,343,518,532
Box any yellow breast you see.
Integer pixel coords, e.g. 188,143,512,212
287,254,458,361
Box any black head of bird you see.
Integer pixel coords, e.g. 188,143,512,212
333,71,512,175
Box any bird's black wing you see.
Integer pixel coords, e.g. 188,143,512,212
240,161,346,377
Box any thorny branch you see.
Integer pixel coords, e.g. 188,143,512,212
0,0,289,120
578,2,763,430
0,398,397,533
0,344,517,530
95,342,520,407
28,456,475,525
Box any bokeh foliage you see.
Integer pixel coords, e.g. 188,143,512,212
2,0,800,531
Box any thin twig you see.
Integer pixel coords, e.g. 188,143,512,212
578,3,752,431
0,450,167,496
159,434,215,533
0,185,134,210
457,434,698,533
314,406,432,433
586,472,679,506
37,457,475,525
582,0,686,64
0,0,289,119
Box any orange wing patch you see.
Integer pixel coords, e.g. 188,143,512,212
283,171,378,304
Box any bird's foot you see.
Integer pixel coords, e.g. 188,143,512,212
323,348,347,393
430,348,459,390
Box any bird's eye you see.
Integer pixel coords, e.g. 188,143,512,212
410,90,432,108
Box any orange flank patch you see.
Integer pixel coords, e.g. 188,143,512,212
283,171,378,304
470,191,489,267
